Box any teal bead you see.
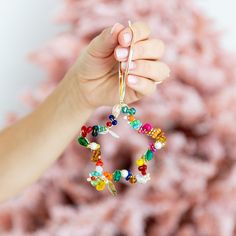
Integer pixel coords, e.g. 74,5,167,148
130,120,142,130
78,137,89,147
129,107,136,115
91,171,101,177
121,106,129,114
113,170,121,182
98,126,106,133
145,150,154,161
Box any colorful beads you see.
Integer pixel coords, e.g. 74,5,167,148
77,104,166,195
121,106,136,115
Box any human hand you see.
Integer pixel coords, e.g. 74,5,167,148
65,21,170,111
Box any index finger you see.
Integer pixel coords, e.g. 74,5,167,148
118,21,151,47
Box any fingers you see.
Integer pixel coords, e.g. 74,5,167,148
126,75,156,96
118,21,151,47
114,39,165,61
121,60,170,82
87,23,124,58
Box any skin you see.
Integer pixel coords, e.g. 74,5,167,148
0,22,170,202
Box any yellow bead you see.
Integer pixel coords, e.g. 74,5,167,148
96,180,105,191
136,158,145,166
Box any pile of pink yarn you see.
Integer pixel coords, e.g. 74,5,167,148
1,0,236,235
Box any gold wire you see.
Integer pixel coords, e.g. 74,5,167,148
119,21,135,106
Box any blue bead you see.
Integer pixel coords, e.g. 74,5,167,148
109,114,115,120
125,170,132,180
112,120,118,125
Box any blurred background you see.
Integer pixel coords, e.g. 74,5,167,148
0,0,236,236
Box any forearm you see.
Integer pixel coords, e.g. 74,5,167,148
0,74,92,202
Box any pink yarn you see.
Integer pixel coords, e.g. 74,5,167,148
1,0,236,235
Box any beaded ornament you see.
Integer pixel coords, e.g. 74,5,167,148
77,22,167,196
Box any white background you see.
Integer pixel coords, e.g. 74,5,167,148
0,0,235,126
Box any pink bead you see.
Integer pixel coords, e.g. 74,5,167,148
150,143,157,152
140,123,152,134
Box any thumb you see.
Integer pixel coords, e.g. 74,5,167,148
87,23,124,58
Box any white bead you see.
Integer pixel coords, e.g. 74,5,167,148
121,169,129,178
89,142,100,150
154,141,163,150
96,166,103,173
87,177,91,182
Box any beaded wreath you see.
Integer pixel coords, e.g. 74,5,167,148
77,22,167,196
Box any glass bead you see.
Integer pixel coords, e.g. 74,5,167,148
121,169,129,178
96,160,103,166
145,150,154,161
154,141,163,150
96,180,105,191
92,126,99,137
129,175,137,184
107,181,117,196
136,158,145,166
106,121,112,127
109,114,115,120
78,137,89,147
129,107,136,115
121,106,129,113
112,120,118,126
88,142,100,151
127,115,135,122
104,172,113,180
91,150,101,162
91,171,101,177
125,170,132,180
96,166,103,173
113,170,121,182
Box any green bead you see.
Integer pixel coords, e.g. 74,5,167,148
145,150,154,161
121,106,129,114
129,107,136,115
78,137,89,147
113,170,121,182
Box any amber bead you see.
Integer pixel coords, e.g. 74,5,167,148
129,175,137,184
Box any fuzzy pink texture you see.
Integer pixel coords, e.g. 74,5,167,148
1,0,236,235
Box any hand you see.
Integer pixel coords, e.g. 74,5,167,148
65,21,170,111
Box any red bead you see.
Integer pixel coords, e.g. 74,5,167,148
96,160,103,166
87,126,93,133
141,170,146,175
106,121,112,127
138,165,147,171
81,131,87,137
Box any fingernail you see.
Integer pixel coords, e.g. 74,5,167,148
128,75,138,85
121,61,136,70
123,32,132,44
115,48,129,59
110,23,119,35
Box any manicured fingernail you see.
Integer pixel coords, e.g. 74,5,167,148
128,75,138,85
121,61,136,70
123,32,132,44
115,48,129,59
110,23,119,34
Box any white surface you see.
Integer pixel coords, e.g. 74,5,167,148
0,1,235,127
197,0,236,51
0,0,64,126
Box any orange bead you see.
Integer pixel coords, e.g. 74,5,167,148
128,115,135,122
104,171,113,180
